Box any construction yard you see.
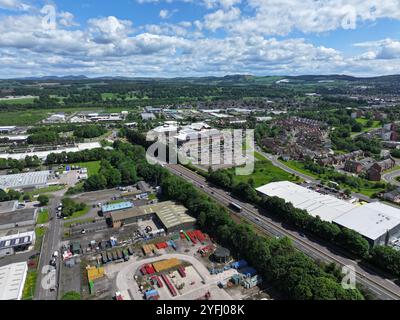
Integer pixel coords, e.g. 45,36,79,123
59,224,271,301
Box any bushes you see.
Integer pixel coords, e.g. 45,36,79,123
0,189,21,202
370,246,400,278
61,198,86,217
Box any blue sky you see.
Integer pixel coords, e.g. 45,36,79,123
0,0,400,77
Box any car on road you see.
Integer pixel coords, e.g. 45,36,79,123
299,232,306,238
53,251,59,258
81,229,86,234
49,258,57,267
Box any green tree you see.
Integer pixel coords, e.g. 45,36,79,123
37,195,49,206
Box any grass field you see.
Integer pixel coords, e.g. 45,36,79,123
0,110,49,125
0,97,35,105
22,271,38,300
36,209,49,224
34,226,47,251
355,118,381,128
62,161,101,176
24,185,65,198
230,152,300,187
278,159,319,179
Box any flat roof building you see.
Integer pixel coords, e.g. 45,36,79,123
0,200,18,214
102,201,133,215
0,142,102,161
0,262,28,300
333,202,400,246
256,181,355,222
0,208,38,230
0,231,35,252
0,171,50,190
110,201,196,233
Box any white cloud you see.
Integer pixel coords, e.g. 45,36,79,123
159,9,169,19
204,7,241,31
58,11,79,27
0,0,28,10
0,2,400,77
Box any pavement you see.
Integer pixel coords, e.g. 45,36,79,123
165,163,400,300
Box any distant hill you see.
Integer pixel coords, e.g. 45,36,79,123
7,73,400,84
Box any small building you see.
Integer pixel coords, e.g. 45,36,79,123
344,160,363,174
71,241,81,255
109,201,196,233
137,181,152,195
101,201,133,216
0,126,16,134
46,113,66,123
0,231,35,253
212,246,231,263
243,275,263,289
0,262,28,300
141,112,156,121
383,189,400,204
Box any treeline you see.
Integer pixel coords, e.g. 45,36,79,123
26,124,107,145
206,168,400,279
0,156,41,171
0,189,22,202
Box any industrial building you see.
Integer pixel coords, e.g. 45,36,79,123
0,142,102,161
212,247,231,263
101,201,133,216
109,201,196,233
0,200,18,214
333,202,400,246
256,181,400,246
0,262,28,300
0,170,50,190
0,231,35,256
256,181,354,222
0,208,37,230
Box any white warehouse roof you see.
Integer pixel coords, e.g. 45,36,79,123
333,202,400,241
256,181,356,222
0,262,28,300
0,142,102,161
0,170,50,190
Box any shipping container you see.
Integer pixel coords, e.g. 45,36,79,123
161,274,177,297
